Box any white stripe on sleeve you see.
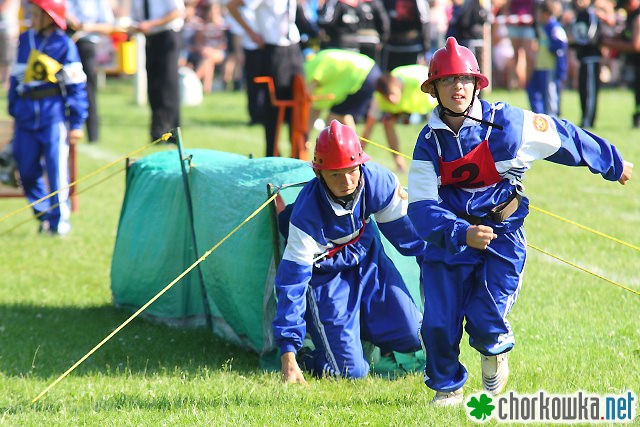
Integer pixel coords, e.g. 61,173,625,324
282,223,329,265
408,159,439,203
61,62,87,84
374,175,407,224
518,110,562,162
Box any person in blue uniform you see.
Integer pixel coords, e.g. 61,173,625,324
8,0,88,235
408,37,633,405
526,0,568,116
274,120,426,383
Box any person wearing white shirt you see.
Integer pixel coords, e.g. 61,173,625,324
130,0,185,142
228,0,304,157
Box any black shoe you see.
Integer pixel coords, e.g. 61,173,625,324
634,113,640,128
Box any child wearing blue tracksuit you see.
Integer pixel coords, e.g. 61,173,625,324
526,0,568,116
274,120,426,383
8,0,88,235
409,37,633,405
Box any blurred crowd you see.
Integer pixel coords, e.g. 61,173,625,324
2,0,639,130
1,0,637,91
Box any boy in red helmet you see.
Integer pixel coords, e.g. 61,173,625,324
274,119,426,383
8,0,88,235
408,37,633,405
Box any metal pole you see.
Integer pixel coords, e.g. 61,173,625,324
173,128,212,329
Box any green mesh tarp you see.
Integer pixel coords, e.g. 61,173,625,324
111,149,422,362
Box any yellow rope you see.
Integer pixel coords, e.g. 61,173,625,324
0,166,125,237
528,205,640,252
528,243,640,296
31,191,279,405
0,133,171,225
359,136,410,159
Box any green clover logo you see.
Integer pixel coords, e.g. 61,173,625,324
467,393,495,421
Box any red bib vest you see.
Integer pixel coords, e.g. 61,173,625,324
438,139,503,189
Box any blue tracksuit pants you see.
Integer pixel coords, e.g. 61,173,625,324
527,70,561,116
301,234,422,379
12,122,70,232
420,227,527,392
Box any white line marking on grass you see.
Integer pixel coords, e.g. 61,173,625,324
76,144,122,162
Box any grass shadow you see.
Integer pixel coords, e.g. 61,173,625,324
0,303,260,378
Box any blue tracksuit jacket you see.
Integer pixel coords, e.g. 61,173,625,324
274,162,426,378
408,99,624,392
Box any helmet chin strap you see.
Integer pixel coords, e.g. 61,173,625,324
317,166,362,210
434,83,504,130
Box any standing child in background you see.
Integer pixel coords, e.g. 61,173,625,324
8,0,88,236
408,37,632,405
569,0,603,127
527,0,568,116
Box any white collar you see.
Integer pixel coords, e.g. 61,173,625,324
428,98,483,131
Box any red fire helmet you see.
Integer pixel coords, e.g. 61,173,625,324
312,120,370,170
32,0,67,31
421,37,489,93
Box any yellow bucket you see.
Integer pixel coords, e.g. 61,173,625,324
118,40,137,75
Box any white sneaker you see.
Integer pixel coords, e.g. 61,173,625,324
431,388,464,406
481,353,509,395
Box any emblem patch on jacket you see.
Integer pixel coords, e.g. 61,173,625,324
533,115,549,132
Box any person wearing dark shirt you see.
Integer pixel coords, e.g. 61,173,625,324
602,0,640,127
569,0,603,127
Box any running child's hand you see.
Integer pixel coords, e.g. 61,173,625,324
466,225,497,250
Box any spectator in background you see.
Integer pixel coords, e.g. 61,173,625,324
227,0,305,157
602,0,640,127
66,0,115,144
526,0,568,116
427,0,449,60
225,4,267,125
0,0,20,87
223,0,245,92
130,0,184,142
181,0,204,68
491,0,516,89
316,0,390,64
190,1,226,93
381,0,431,71
505,0,537,88
568,0,604,128
446,0,487,59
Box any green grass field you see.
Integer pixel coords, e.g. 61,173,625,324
0,79,639,426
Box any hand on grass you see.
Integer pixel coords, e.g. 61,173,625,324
281,352,307,384
466,225,497,250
